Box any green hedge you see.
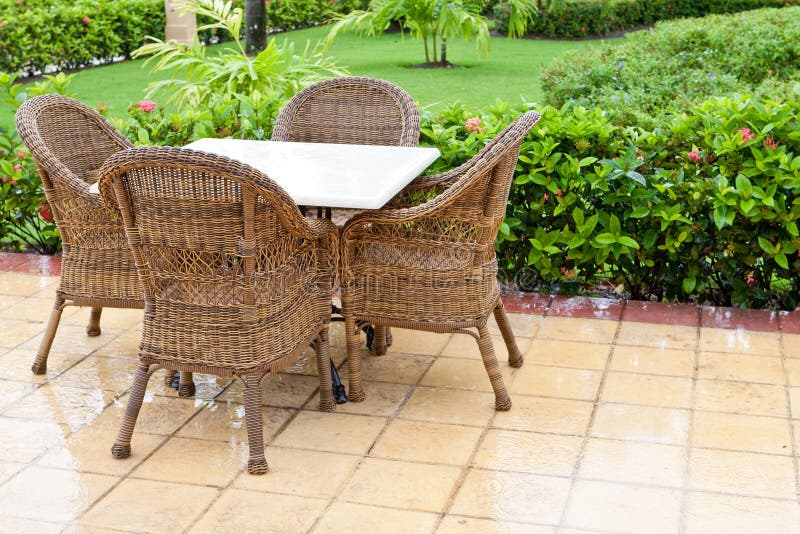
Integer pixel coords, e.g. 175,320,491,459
540,7,800,128
490,0,799,38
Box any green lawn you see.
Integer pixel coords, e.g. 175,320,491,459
1,25,612,130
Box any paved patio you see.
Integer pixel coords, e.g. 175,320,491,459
0,253,799,533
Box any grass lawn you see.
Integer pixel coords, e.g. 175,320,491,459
1,25,612,131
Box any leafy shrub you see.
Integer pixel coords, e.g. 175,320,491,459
541,7,800,127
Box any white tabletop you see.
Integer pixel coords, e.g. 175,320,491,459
185,139,440,210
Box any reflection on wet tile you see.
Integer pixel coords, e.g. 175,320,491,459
341,457,461,512
81,478,218,534
685,492,800,534
0,297,77,323
90,329,141,359
3,384,114,431
601,372,693,409
0,319,45,349
218,372,318,408
421,357,511,391
380,328,452,356
272,411,385,454
699,327,780,356
511,365,601,401
0,379,35,411
591,403,690,445
564,480,681,534
315,502,439,534
695,380,788,417
341,352,435,385
399,387,495,427
0,273,58,297
610,346,695,377
473,429,582,476
692,411,792,455
373,419,483,465
689,447,797,499
438,516,555,534
52,356,137,394
525,339,610,370
18,323,123,355
450,469,570,524
63,307,143,330
0,516,64,534
234,447,360,499
133,436,247,486
579,439,685,487
616,323,697,350
537,317,617,344
90,393,203,436
190,489,326,534
697,352,785,384
175,401,294,443
0,349,84,383
0,460,23,486
0,466,116,522
0,417,67,463
493,395,593,435
309,381,411,416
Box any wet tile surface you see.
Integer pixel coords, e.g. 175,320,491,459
0,269,798,532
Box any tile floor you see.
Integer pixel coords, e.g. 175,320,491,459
0,263,799,533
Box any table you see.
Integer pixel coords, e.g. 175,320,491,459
92,139,441,402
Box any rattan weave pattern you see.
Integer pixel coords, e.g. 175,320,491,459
98,145,338,474
340,110,541,410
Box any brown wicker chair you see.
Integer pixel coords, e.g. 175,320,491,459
98,145,337,474
272,76,421,355
340,110,541,411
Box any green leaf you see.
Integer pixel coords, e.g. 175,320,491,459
776,253,789,269
609,214,621,235
578,156,598,167
630,206,650,218
713,206,727,230
625,170,646,186
787,222,799,237
682,276,696,294
568,236,586,248
595,233,617,245
617,236,640,249
137,128,150,144
735,174,752,198
572,208,584,226
739,198,755,213
758,237,777,255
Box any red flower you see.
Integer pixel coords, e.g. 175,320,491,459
137,100,157,113
82,16,90,24
687,151,701,164
38,205,54,223
764,136,779,150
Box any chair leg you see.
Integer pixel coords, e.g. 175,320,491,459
178,371,196,397
112,363,153,459
243,375,268,475
477,324,512,411
373,325,388,356
493,297,524,368
86,307,102,337
33,296,66,375
342,298,365,402
385,326,393,347
315,328,335,411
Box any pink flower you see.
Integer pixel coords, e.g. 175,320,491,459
137,100,156,113
738,127,755,142
764,136,779,150
16,150,25,159
10,178,16,185
543,193,549,201
687,151,701,164
1,176,8,183
745,272,756,285
464,117,481,133
13,164,21,173
0,22,5,28
556,188,563,197
82,17,90,24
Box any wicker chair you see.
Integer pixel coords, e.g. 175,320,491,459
272,76,420,355
98,145,337,474
340,110,541,411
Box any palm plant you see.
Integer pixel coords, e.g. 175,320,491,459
133,0,346,109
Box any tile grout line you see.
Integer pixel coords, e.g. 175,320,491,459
556,312,624,531
778,330,800,514
677,305,702,534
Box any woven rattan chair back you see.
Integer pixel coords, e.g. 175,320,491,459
272,76,420,147
98,145,337,474
14,95,143,376
340,110,541,411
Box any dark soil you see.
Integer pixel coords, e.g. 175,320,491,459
408,61,458,69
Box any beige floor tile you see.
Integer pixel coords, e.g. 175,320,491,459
309,381,411,416
525,339,610,370
2,384,114,431
18,323,123,355
0,273,58,297
0,417,67,463
493,395,593,435
81,478,219,534
685,492,800,534
0,349,84,383
380,328,452,356
372,419,483,465
132,436,248,486
147,371,229,401
218,372,319,408
688,447,796,499
610,345,695,377
0,379,35,411
63,307,143,330
89,393,203,436
511,365,601,400
315,502,439,534
473,429,582,476
789,387,800,419
794,421,800,454
488,311,542,338
196,489,324,534
437,516,555,534
398,387,496,427
601,372,693,409
272,410,385,454
695,380,788,417
617,322,697,350
340,457,461,512
784,333,800,358
563,480,682,534
578,438,686,487
62,525,133,534
234,446,360,498
0,294,22,312
0,297,79,323
699,327,780,356
591,403,690,445
785,359,800,386
0,319,45,348
697,352,785,384
0,516,64,534
537,317,617,344
337,352,435,385
692,411,792,455
0,466,116,522
421,357,513,392
38,426,164,476
450,468,570,524
51,356,137,395
440,334,532,361
175,401,294,443
0,461,23,486
89,329,141,359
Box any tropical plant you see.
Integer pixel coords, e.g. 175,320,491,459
132,0,346,109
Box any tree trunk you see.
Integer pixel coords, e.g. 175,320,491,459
440,38,447,65
432,34,438,63
245,0,267,54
